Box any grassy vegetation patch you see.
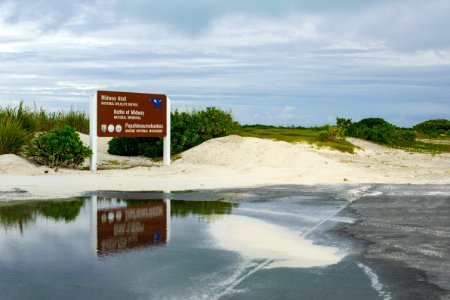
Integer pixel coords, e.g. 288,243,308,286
0,102,89,156
404,142,450,154
340,117,450,154
35,108,89,133
413,119,450,138
233,125,356,154
0,103,38,154
150,153,182,162
2,102,449,159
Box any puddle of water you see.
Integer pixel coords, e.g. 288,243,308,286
0,195,381,300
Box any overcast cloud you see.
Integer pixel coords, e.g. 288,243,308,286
0,0,449,126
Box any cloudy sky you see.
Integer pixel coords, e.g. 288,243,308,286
1,0,449,126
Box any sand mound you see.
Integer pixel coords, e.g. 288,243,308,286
0,154,48,175
177,135,337,169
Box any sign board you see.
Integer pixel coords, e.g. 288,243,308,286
89,90,171,170
97,90,167,138
96,203,167,255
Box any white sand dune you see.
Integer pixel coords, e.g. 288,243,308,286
0,154,50,175
179,135,335,168
0,134,449,199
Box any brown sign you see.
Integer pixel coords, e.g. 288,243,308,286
97,203,167,255
97,90,167,137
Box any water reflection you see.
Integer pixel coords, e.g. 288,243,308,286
170,200,237,217
92,197,170,255
0,197,237,235
0,194,381,300
90,197,238,256
0,196,239,256
0,198,86,234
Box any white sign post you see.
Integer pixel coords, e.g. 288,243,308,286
90,92,98,171
163,97,171,167
89,91,171,171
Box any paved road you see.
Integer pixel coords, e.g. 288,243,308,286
339,184,450,300
168,184,450,300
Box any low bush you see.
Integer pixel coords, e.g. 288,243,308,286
336,118,352,132
345,118,415,146
24,125,92,168
108,107,239,157
413,119,450,137
107,137,162,157
318,126,344,142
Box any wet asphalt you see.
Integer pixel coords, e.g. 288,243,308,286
94,184,450,299
339,185,450,300
3,183,450,299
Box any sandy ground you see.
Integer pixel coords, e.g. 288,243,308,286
0,134,449,200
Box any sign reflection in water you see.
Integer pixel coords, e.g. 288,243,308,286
90,196,171,255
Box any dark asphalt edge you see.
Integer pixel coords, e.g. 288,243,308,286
338,188,450,300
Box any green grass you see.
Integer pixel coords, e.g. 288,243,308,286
0,104,37,154
0,102,89,134
232,125,357,154
404,141,450,154
150,153,182,162
0,102,89,155
232,125,450,154
0,114,32,154
367,131,450,153
34,107,89,133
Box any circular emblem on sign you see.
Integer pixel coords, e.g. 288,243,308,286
115,124,122,133
108,124,114,133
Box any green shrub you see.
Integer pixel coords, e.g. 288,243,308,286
345,118,415,146
0,102,90,156
392,128,416,146
413,119,450,137
24,125,92,168
107,137,162,157
108,107,239,157
336,118,352,132
107,137,140,156
318,126,344,142
356,118,390,128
